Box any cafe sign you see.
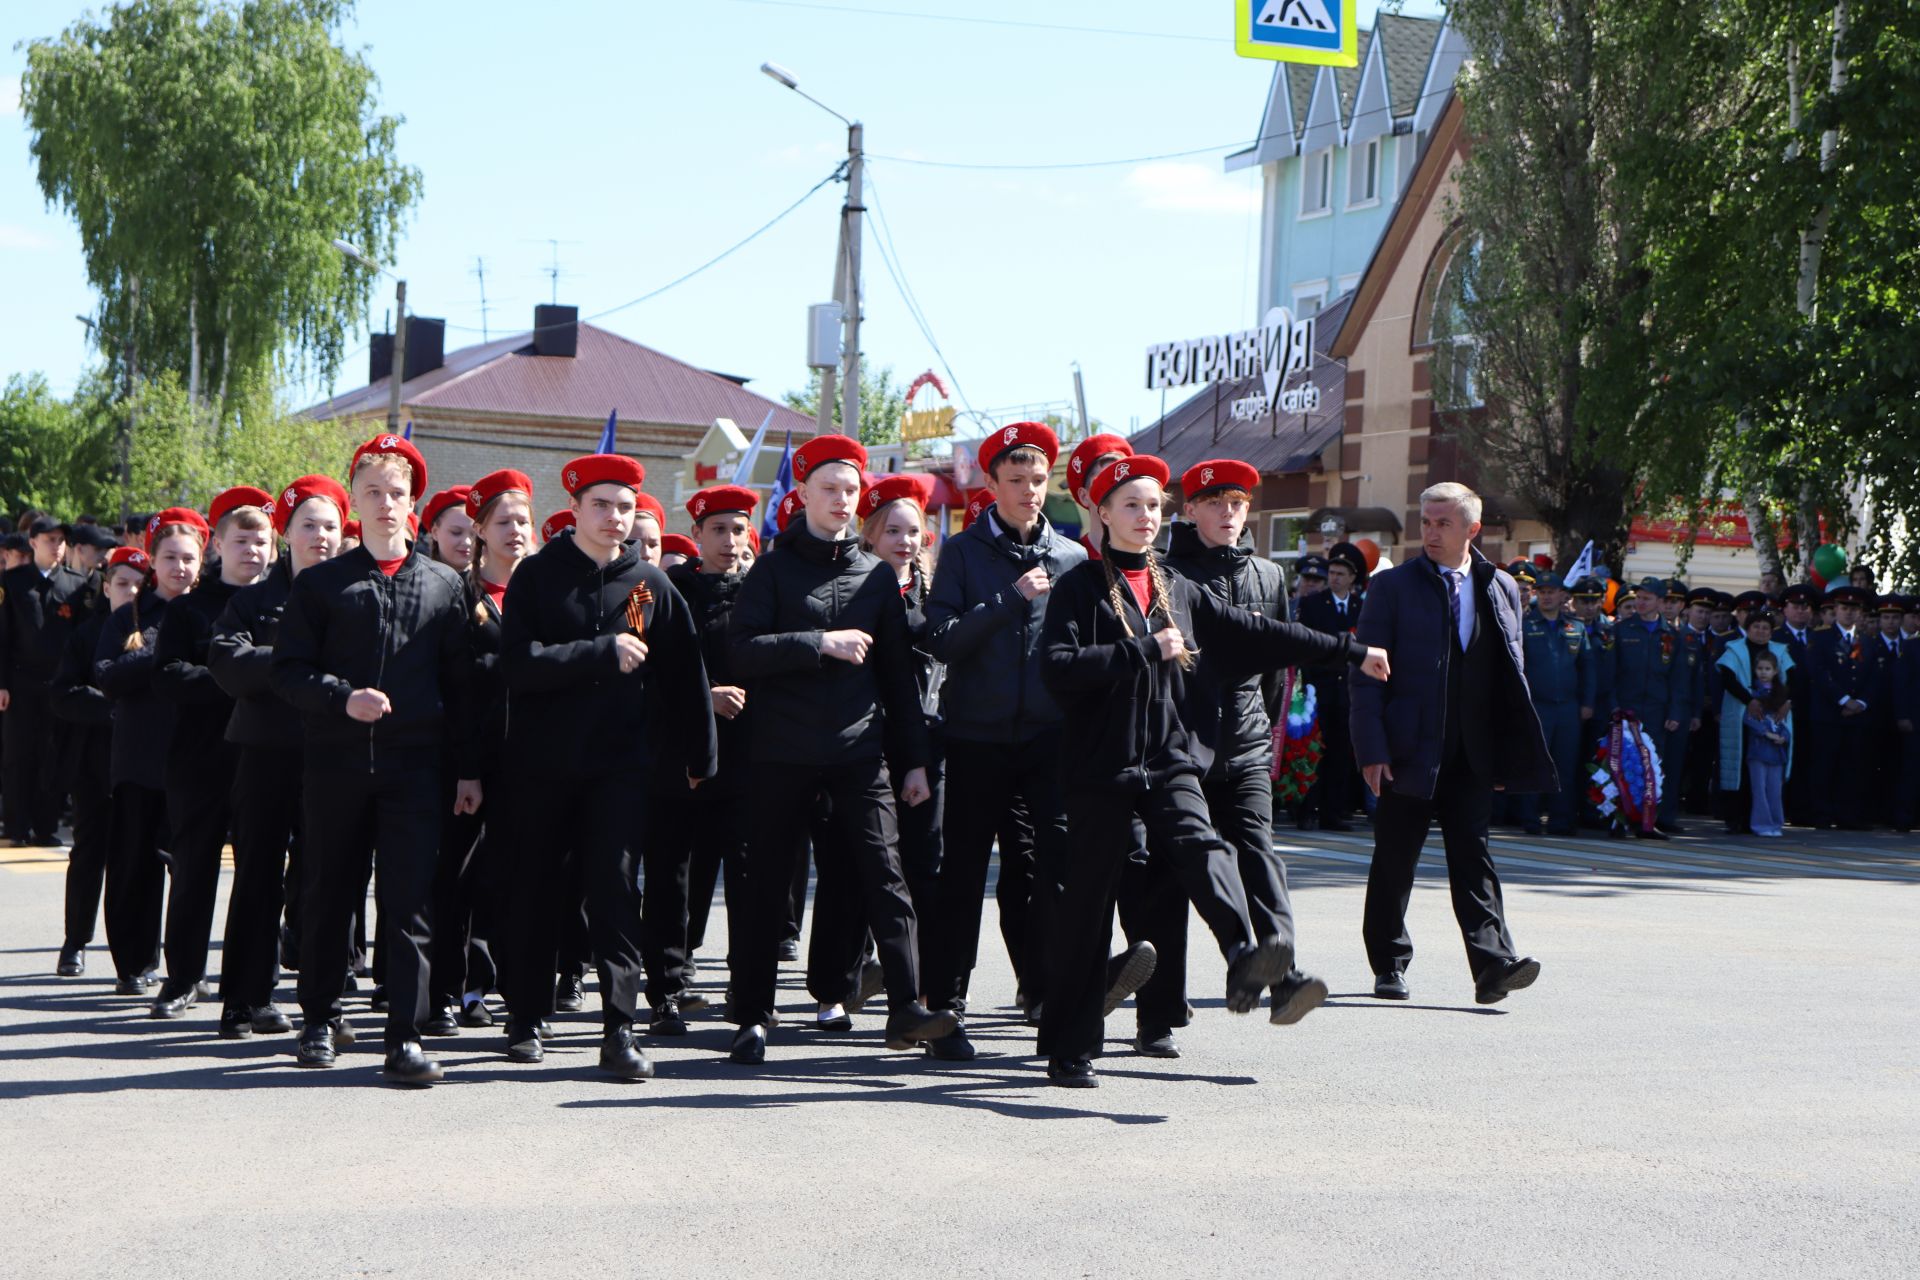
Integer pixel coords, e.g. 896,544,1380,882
1145,305,1316,414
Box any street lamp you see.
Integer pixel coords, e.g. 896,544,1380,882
762,61,863,439
334,238,408,434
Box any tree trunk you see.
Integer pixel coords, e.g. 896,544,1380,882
188,290,201,407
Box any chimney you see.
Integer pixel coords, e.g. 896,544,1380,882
368,316,447,386
534,304,579,358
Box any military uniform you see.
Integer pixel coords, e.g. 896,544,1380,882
1606,580,1692,831
1517,580,1594,834
1295,542,1368,830
1802,586,1876,829
0,554,95,842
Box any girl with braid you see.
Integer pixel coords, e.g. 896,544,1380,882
1036,455,1390,1087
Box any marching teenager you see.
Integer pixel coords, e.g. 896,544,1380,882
1037,455,1388,1087
659,533,698,571
96,509,207,995
149,487,274,1018
1,515,94,847
209,475,347,1040
420,485,476,572
630,491,666,564
425,469,533,1035
725,434,955,1065
1165,459,1330,1029
272,433,482,1085
497,454,716,1079
49,546,149,977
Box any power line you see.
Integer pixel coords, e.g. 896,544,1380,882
862,168,977,420
727,0,1213,43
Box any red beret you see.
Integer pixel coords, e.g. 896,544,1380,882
405,512,420,541
1088,454,1170,510
1067,433,1133,493
858,473,936,522
775,488,806,532
562,454,646,496
962,488,993,529
208,486,273,529
145,506,211,553
343,519,362,541
687,484,759,522
661,534,699,559
540,510,574,542
349,432,429,499
746,526,762,553
791,434,867,482
105,546,150,576
420,486,473,531
978,421,1060,477
466,469,533,520
633,491,666,526
271,475,350,536
1180,459,1259,499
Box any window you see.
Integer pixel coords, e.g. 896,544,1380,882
1299,148,1332,218
1347,138,1381,208
1292,280,1328,316
1422,236,1484,409
1396,129,1423,193
1267,512,1310,562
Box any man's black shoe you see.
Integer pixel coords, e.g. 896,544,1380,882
249,1004,293,1034
384,1040,444,1085
114,972,155,996
1374,970,1410,1000
535,1018,554,1038
296,1024,338,1067
1270,970,1330,1026
924,1025,976,1061
678,991,710,1014
218,1007,254,1040
730,1023,768,1065
1475,956,1541,1006
150,980,199,1019
1103,941,1157,1016
56,945,84,977
554,974,585,1012
504,1021,544,1064
1224,938,1293,1013
1134,1027,1180,1058
1047,1056,1098,1088
600,1025,655,1079
458,997,495,1028
422,1005,460,1037
883,1003,958,1050
649,998,688,1037
777,938,800,963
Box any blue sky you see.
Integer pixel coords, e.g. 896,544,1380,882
1,0,1442,438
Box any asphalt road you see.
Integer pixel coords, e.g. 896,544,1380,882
2,824,1916,1278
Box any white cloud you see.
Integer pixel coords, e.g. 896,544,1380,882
1124,161,1260,215
0,224,55,251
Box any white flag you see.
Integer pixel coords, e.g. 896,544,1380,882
1564,540,1597,585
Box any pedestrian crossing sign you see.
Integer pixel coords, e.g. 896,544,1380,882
1236,0,1360,67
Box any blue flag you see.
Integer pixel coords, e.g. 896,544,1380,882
597,409,618,454
402,420,413,441
761,432,795,541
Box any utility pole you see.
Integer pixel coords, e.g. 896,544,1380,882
841,121,864,439
389,277,407,435
817,227,846,436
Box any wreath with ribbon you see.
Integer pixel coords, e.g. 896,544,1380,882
1270,668,1324,805
1586,710,1665,834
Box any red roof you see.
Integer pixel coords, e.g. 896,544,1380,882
305,322,817,435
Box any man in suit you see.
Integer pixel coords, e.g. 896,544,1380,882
1296,541,1368,831
1350,483,1554,1006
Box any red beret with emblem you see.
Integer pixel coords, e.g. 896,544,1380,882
1180,459,1259,499
105,546,151,577
270,475,350,536
687,484,759,523
420,485,473,532
1067,433,1133,500
208,486,273,530
465,469,533,520
145,506,212,554
561,454,645,496
774,488,806,532
962,488,993,529
540,510,574,542
857,473,936,522
1088,454,1170,510
791,434,867,482
633,491,666,526
661,533,699,559
977,421,1060,477
349,432,429,499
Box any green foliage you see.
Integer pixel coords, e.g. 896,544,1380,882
122,372,347,513
784,364,911,447
0,374,119,520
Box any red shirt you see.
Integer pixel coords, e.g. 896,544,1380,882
1121,567,1152,617
480,577,509,613
375,556,406,577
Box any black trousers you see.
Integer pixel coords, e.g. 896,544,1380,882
503,771,650,1030
638,783,697,1009
1363,747,1518,982
428,796,493,1008
555,852,591,983
297,762,442,1043
1804,719,1870,826
3,682,64,840
220,747,301,1011
104,782,167,981
62,734,113,949
683,783,751,960
1114,842,1190,1031
734,756,920,1027
1894,726,1919,830
925,732,1063,1012
1041,773,1256,1062
1206,759,1294,954
160,750,236,987
1307,678,1356,822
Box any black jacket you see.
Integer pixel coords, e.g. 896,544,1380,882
51,604,114,788
465,573,509,778
154,575,243,785
1164,523,1291,770
94,590,180,791
0,562,96,689
501,533,716,782
209,559,296,748
729,520,930,770
271,545,478,775
1040,547,1359,793
901,566,944,726
666,563,752,790
925,511,1085,744
1296,588,1365,688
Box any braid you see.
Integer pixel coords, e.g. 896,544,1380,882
122,594,144,652
1145,547,1197,670
1098,528,1134,639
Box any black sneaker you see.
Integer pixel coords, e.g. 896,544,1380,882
295,1023,338,1068
1047,1056,1099,1088
1134,1026,1180,1058
384,1040,444,1085
421,1006,460,1037
1103,941,1157,1016
249,1004,293,1035
649,998,688,1037
218,1007,254,1040
883,1003,959,1050
600,1025,654,1080
554,974,585,1012
1224,938,1293,1013
1270,970,1330,1026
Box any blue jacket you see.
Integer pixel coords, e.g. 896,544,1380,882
1742,711,1790,767
1521,606,1595,708
1349,548,1555,799
1607,614,1691,727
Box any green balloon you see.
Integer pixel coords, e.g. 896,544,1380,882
1812,544,1848,580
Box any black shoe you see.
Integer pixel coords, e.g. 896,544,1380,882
1224,938,1294,1013
249,1004,293,1035
554,974,585,1012
114,972,155,996
369,985,389,1012
1134,1027,1180,1058
1475,956,1541,1006
296,1024,338,1067
1374,970,1410,1000
924,1025,976,1061
1270,970,1330,1026
848,958,885,1014
421,1005,460,1037
649,998,688,1037
1047,1056,1099,1088
1103,941,1157,1017
195,979,213,1000
535,1018,555,1039
505,1021,544,1064
679,991,710,1014
56,945,85,977
342,972,359,993
730,1023,768,1065
218,1007,254,1040
600,1024,655,1079
384,1040,444,1085
814,1003,853,1033
884,1003,959,1050
458,997,495,1028
776,938,800,963
1024,1000,1044,1028
150,980,199,1019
